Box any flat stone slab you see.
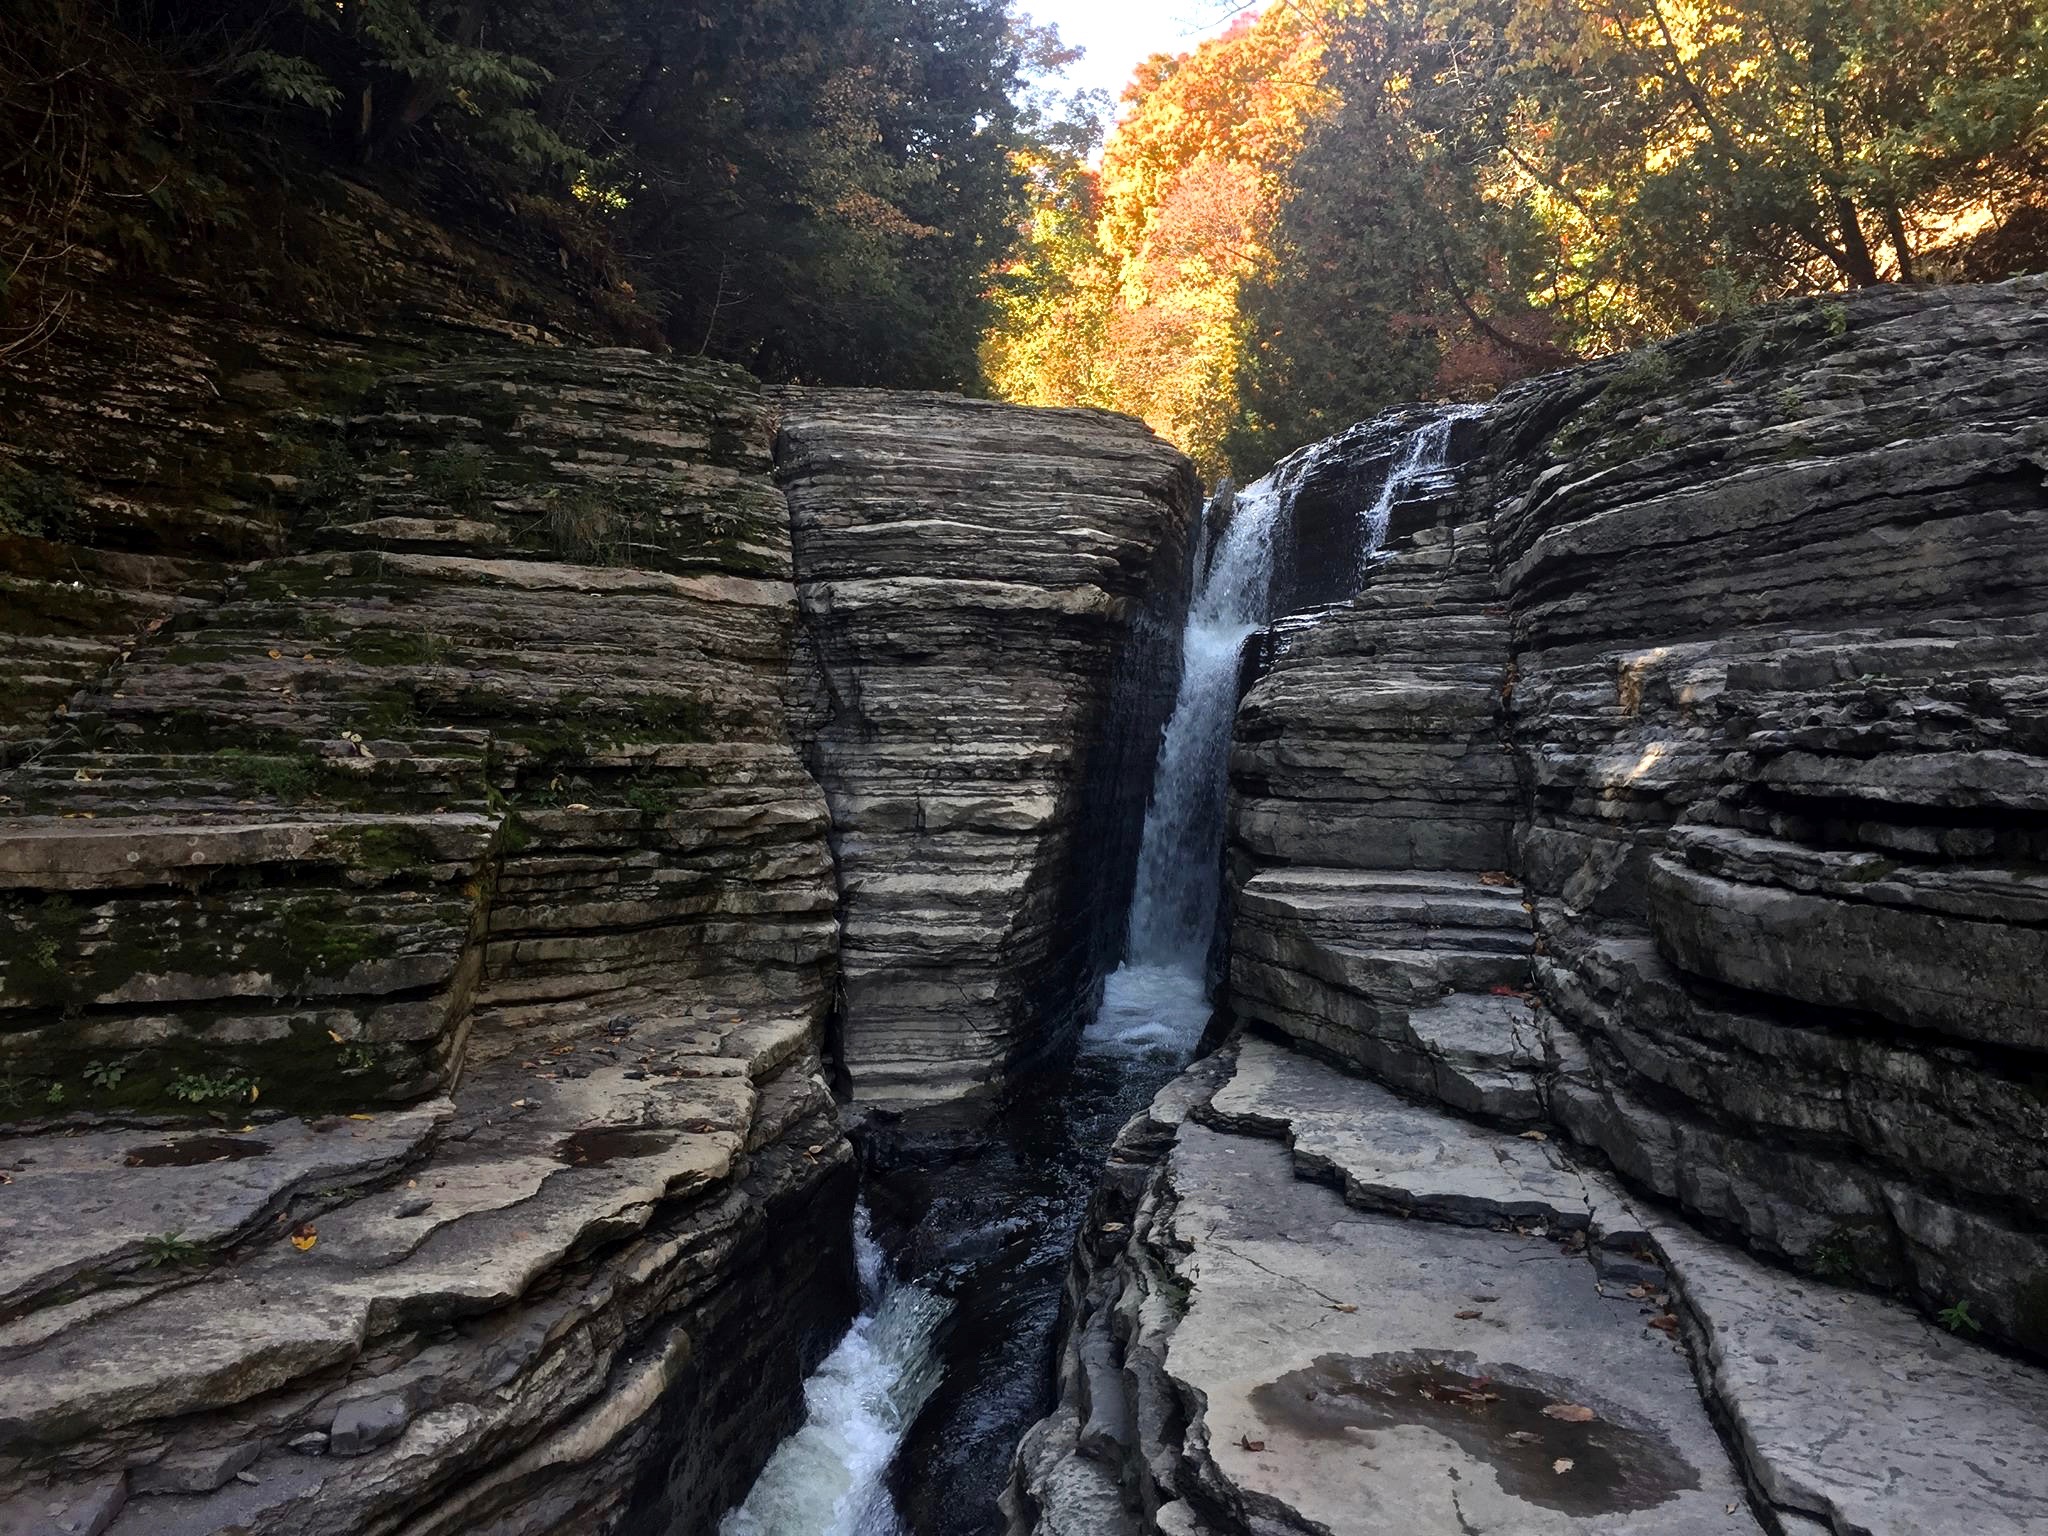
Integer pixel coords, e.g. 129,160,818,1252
1207,1034,1597,1228
1653,1215,2048,1536
0,1103,450,1312
0,1014,777,1455
1162,1125,1762,1535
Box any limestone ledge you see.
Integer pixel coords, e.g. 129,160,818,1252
1006,1036,2048,1536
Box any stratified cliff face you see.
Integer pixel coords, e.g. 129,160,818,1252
1009,277,2048,1536
777,392,1199,1109
1,272,1204,1530
0,348,856,1536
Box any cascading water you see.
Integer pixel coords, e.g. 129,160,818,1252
1360,406,1483,566
719,1204,951,1536
1088,445,1329,1057
720,409,1471,1536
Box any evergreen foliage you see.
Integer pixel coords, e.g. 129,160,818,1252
2,0,1041,388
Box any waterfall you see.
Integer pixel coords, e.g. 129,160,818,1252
1361,406,1481,563
719,407,1474,1533
1087,415,1466,1057
718,1204,951,1536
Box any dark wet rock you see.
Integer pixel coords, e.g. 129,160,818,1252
327,1395,410,1457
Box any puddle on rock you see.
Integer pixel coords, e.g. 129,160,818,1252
123,1137,272,1168
554,1128,676,1167
1248,1351,1699,1516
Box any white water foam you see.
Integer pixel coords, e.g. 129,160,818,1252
1361,406,1485,567
719,1206,951,1536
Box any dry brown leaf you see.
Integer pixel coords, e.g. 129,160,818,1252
1238,1434,1266,1453
1455,1309,1483,1320
1329,1302,1358,1313
1553,1457,1575,1475
1478,870,1514,886
289,1224,318,1252
1518,1129,1549,1142
1648,1314,1679,1334
1543,1403,1596,1423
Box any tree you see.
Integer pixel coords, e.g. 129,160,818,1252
1229,0,1564,469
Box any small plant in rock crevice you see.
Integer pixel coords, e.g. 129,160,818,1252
141,1230,206,1269
166,1068,259,1106
1938,1299,1983,1335
82,1058,128,1091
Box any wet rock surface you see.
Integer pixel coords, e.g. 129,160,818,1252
1009,1037,2048,1536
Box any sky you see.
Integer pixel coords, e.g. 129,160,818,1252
1020,0,1249,125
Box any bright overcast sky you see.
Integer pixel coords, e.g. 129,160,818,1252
1020,0,1251,119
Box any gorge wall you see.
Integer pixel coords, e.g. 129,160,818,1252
1009,277,2048,1536
0,215,1199,1536
778,393,1197,1108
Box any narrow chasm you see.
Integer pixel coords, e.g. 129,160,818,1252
720,415,1468,1536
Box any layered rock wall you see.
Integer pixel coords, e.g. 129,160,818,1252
777,392,1198,1108
1011,276,2048,1536
0,348,856,1536
2,308,1204,1531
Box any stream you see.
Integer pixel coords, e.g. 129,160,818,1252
717,422,1454,1536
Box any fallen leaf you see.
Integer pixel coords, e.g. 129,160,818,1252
1329,1302,1358,1313
1648,1314,1679,1334
1456,1309,1482,1320
566,802,592,811
806,1144,826,1156
267,649,281,660
1627,1284,1651,1299
1553,1457,1575,1475
1237,1434,1266,1453
1101,1221,1127,1233
1478,870,1514,886
1543,1403,1596,1423
328,1030,346,1045
1506,1430,1541,1445
290,1225,318,1252
1518,1129,1548,1142
347,1113,375,1122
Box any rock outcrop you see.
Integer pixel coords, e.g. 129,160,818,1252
1012,276,2048,1536
0,348,856,1536
1008,1036,2048,1536
2,295,1204,1531
778,392,1198,1108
